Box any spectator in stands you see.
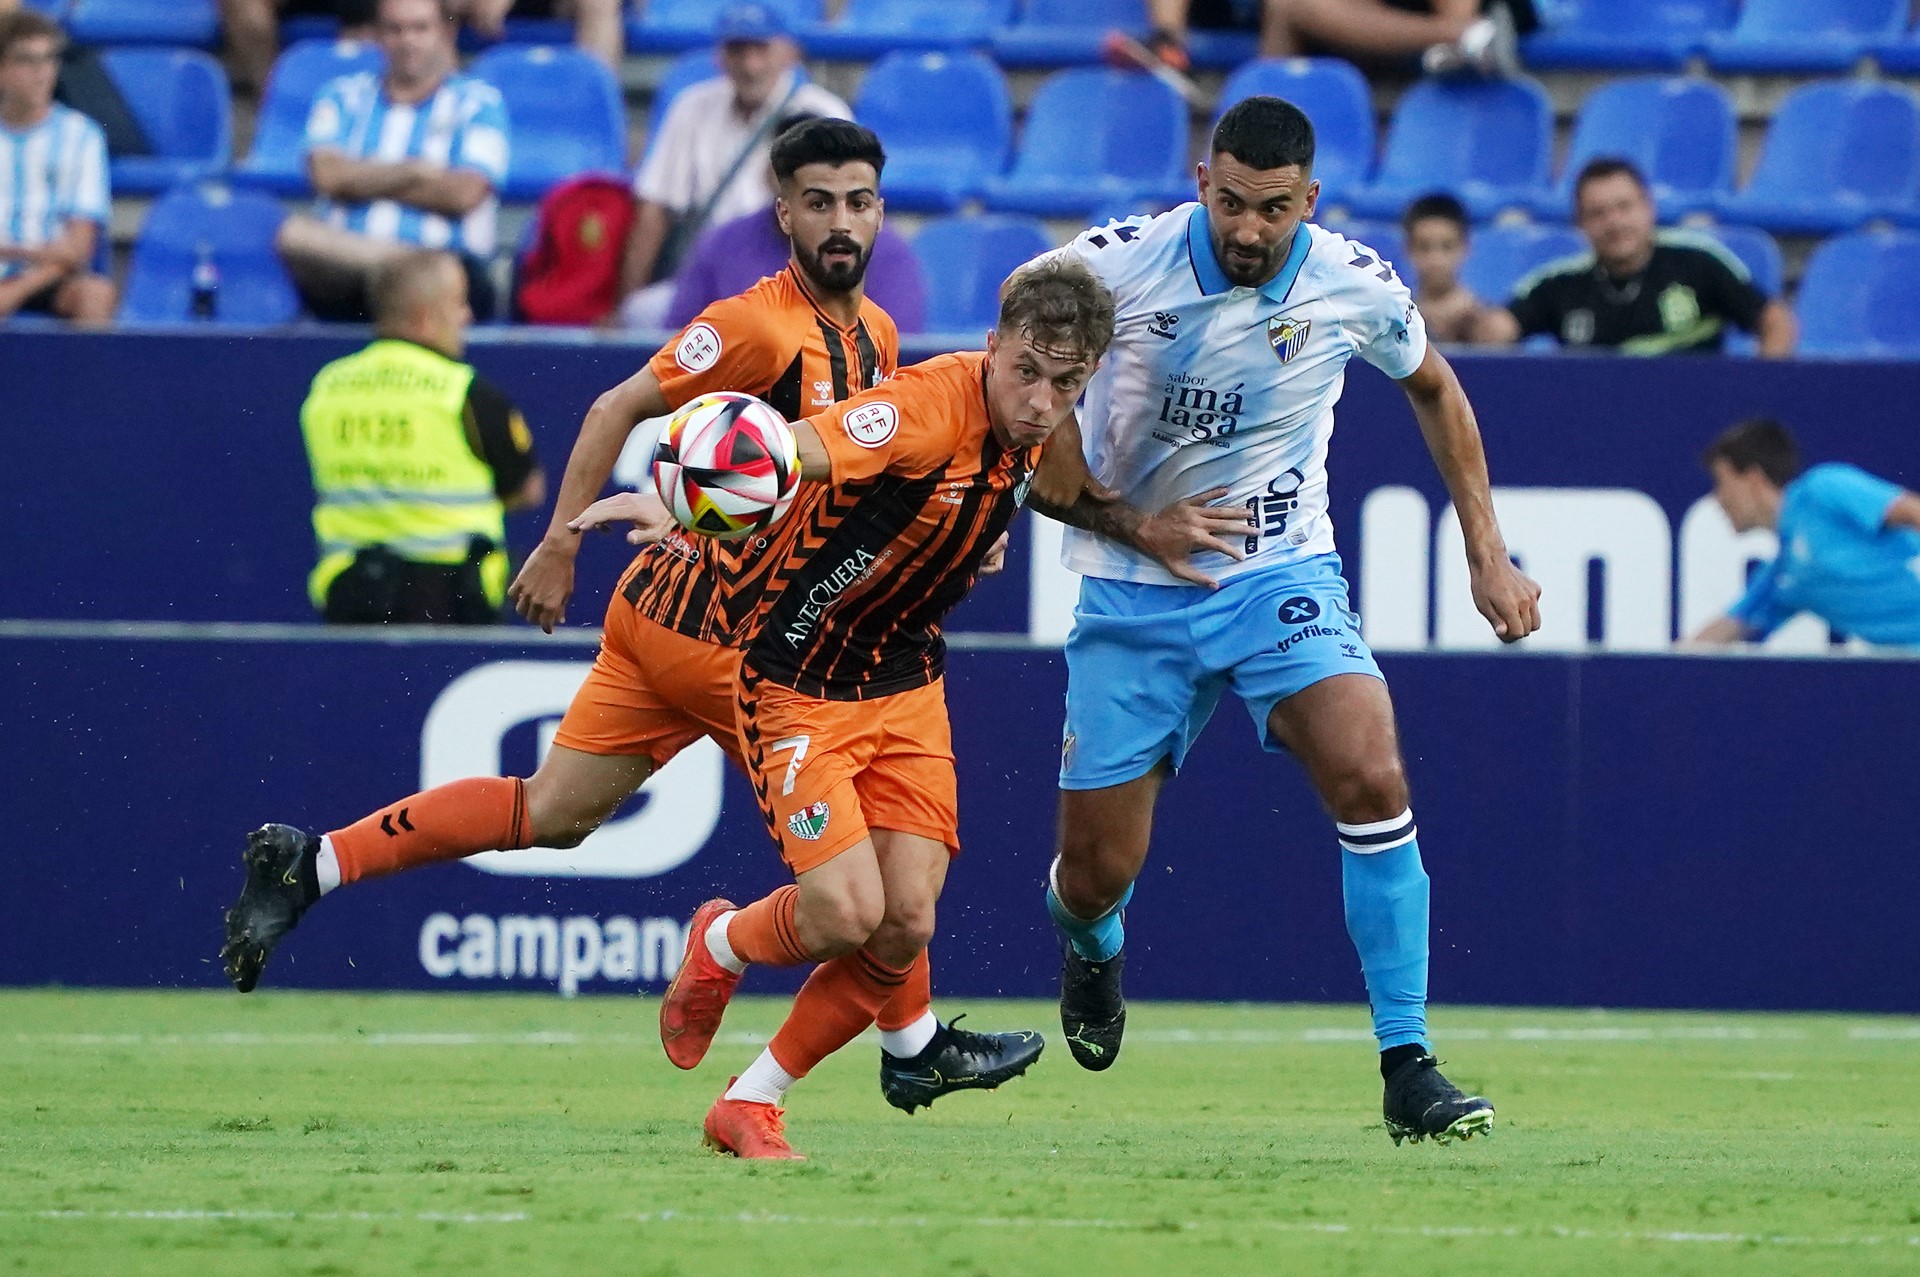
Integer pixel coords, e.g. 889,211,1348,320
1400,192,1482,344
276,0,510,322
617,1,850,329
455,0,623,69
1688,419,1920,648
665,115,926,333
1475,158,1797,357
1124,0,1527,75
302,249,545,625
0,11,115,326
220,0,378,97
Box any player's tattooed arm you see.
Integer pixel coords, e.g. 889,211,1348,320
1028,486,1251,589
1398,346,1542,642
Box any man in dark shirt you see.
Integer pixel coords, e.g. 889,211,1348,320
1476,157,1796,356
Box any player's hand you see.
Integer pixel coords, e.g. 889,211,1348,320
1471,556,1542,643
978,531,1010,578
568,491,675,545
1136,488,1250,589
508,537,578,634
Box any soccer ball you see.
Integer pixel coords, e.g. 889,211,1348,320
652,392,801,540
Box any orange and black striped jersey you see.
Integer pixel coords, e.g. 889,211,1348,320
619,266,898,644
738,351,1039,701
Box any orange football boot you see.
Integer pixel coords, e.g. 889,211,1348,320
703,1082,805,1160
659,898,743,1069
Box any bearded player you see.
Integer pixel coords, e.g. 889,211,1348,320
219,119,1042,1113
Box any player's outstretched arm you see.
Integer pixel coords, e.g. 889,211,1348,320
567,491,675,544
1028,486,1250,589
508,367,671,633
1684,615,1751,646
1398,345,1542,643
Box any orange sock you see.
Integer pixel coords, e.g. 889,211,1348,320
725,884,813,966
326,776,531,886
767,948,910,1079
874,950,931,1032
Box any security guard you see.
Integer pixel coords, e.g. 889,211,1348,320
301,249,545,624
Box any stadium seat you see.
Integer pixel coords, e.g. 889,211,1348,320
1522,0,1734,70
1716,82,1920,234
22,0,70,17
470,46,626,202
993,0,1147,68
119,183,300,325
236,39,384,197
1532,77,1735,221
978,68,1187,216
1795,230,1920,358
1704,0,1906,73
1876,17,1920,74
853,51,1011,213
99,48,233,196
807,0,1015,59
1459,223,1587,306
1214,59,1374,207
627,0,825,54
911,214,1053,334
1346,77,1553,221
67,0,219,46
1695,224,1783,298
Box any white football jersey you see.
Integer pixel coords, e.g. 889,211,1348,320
1051,205,1427,586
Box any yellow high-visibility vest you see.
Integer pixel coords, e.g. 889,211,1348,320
300,339,508,609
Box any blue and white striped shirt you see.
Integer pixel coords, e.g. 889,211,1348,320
0,104,110,281
304,71,509,256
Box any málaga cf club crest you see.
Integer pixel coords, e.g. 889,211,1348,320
1267,315,1311,363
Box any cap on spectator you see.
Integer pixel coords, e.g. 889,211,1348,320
716,2,788,43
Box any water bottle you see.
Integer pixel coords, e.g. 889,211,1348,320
190,243,219,321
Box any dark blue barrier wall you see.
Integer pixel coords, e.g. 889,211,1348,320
4,632,1916,1013
4,329,1915,633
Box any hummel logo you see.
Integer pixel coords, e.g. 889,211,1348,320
379,808,415,837
1147,311,1179,339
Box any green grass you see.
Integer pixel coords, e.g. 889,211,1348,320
3,992,1918,1276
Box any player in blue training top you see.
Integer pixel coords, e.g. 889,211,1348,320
1019,96,1542,1145
1690,419,1920,647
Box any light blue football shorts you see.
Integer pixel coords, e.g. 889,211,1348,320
1059,552,1384,790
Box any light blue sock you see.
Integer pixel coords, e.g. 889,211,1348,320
1338,813,1430,1051
1045,863,1134,963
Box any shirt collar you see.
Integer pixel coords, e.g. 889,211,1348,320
1185,205,1313,302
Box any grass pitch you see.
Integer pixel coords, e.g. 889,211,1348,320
3,992,1917,1276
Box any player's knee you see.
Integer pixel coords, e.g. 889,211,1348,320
1053,853,1132,920
874,896,936,958
1325,758,1409,825
797,883,886,957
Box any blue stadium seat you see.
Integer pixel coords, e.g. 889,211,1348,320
807,0,1015,59
1704,0,1905,73
22,0,70,17
853,51,1011,213
1695,224,1782,298
236,39,384,196
1459,223,1587,305
1795,230,1920,358
99,48,232,195
627,0,825,54
470,45,627,201
912,214,1053,333
1522,0,1735,70
1532,77,1734,221
1716,82,1920,234
1346,77,1553,221
68,0,219,46
1215,59,1374,207
978,68,1188,216
120,183,300,325
993,0,1146,68
1875,16,1920,74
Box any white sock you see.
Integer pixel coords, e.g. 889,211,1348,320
704,911,746,974
314,836,342,897
879,1010,939,1060
725,1050,797,1106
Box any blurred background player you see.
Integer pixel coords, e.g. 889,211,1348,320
0,10,114,326
275,0,511,321
624,258,1252,1160
300,248,543,624
1689,419,1920,648
1475,158,1797,357
228,120,1037,1120
1401,193,1484,345
1027,97,1539,1144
